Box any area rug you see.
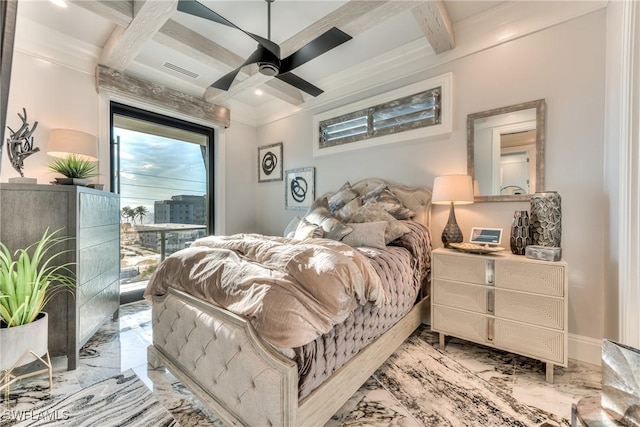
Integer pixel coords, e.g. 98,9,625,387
10,370,179,427
330,330,551,427
372,333,548,426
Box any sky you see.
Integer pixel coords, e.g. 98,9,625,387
114,128,207,223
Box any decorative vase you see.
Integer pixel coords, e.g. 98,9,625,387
530,191,562,247
510,210,531,255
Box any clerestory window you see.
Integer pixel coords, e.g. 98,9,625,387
313,73,452,156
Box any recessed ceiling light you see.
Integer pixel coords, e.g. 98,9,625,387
50,0,68,8
254,89,264,96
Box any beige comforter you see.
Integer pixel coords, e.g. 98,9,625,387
145,234,384,348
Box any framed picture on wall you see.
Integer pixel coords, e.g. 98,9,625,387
258,142,283,182
285,167,315,210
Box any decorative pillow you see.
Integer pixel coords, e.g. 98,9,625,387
341,221,387,249
304,198,353,241
361,184,415,220
284,215,302,238
334,197,362,222
328,181,358,212
349,200,411,244
293,218,324,240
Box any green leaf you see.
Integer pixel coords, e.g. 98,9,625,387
0,228,75,326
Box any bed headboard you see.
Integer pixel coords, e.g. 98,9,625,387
322,178,432,228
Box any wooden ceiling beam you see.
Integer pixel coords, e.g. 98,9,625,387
70,0,133,28
155,19,243,73
100,0,178,71
281,1,418,58
96,64,230,128
412,1,455,54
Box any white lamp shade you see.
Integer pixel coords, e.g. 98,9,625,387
432,174,474,205
47,129,98,161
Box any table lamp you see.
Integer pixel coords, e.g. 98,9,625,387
432,174,474,247
46,129,98,161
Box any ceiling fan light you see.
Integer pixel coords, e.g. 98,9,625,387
258,62,279,77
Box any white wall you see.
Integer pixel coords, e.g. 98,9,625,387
222,121,258,234
255,10,607,347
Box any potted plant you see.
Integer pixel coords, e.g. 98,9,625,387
48,154,97,185
0,228,74,378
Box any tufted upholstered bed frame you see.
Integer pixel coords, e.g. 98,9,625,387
147,178,432,426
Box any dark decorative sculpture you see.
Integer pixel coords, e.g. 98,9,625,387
6,108,39,177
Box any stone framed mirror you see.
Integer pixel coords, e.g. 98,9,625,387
467,99,545,202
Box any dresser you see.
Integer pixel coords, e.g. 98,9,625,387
0,184,120,370
431,248,568,382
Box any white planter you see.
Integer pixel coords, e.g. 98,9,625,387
0,312,48,371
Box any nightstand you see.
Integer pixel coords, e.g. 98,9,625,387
431,247,568,383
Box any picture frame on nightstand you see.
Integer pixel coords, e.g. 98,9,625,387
469,227,503,245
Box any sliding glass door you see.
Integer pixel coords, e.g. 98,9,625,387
110,103,214,298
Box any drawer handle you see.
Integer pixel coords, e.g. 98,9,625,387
487,318,495,342
485,260,495,285
487,289,494,314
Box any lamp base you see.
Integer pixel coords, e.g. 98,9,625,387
442,202,463,248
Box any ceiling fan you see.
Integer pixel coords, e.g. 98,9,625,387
177,0,353,97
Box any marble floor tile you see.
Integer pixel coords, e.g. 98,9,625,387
1,301,602,427
328,378,422,427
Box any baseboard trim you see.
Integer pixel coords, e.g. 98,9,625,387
569,333,602,366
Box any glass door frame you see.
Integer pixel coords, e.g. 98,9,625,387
109,102,215,234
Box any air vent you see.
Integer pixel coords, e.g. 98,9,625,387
162,62,199,79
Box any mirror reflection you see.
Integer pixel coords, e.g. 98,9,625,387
467,100,545,202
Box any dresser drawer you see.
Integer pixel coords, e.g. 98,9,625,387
495,260,565,296
494,319,565,365
433,253,494,285
495,290,564,330
433,279,489,314
432,305,488,344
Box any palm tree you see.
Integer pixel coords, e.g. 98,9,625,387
134,205,149,225
121,206,135,224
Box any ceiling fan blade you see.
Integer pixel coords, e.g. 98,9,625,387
276,72,323,97
279,27,352,74
211,67,243,91
177,0,281,58
211,47,270,91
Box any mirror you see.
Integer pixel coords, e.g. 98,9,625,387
467,99,545,202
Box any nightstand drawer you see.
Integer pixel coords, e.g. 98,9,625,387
433,279,489,314
494,319,565,364
432,305,488,344
433,253,494,285
495,290,564,330
496,260,564,296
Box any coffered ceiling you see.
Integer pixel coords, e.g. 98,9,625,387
13,0,606,126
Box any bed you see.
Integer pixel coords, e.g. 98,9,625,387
145,178,432,426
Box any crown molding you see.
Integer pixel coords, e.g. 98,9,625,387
14,16,99,75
